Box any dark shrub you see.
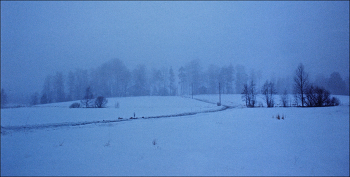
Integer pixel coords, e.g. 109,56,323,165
95,96,108,108
329,97,340,106
69,102,80,108
305,85,331,107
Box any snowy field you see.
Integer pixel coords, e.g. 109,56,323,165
1,96,221,127
1,94,349,176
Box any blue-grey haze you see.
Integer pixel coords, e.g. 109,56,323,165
1,1,349,102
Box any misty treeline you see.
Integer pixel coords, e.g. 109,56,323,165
32,59,178,105
29,59,263,105
2,58,348,107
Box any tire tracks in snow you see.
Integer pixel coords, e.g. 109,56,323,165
1,98,234,135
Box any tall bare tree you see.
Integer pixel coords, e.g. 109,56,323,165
293,63,309,107
241,80,256,107
261,80,277,107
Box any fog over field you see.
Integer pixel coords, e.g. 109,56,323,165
1,1,349,103
1,2,349,175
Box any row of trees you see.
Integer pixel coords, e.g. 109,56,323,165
293,63,340,107
2,58,347,107
178,60,235,95
241,63,341,108
30,59,178,105
33,58,291,106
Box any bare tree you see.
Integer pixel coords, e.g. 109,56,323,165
293,63,309,107
81,86,94,108
241,80,256,107
249,80,256,107
280,89,289,107
261,80,277,107
241,83,250,107
95,96,108,108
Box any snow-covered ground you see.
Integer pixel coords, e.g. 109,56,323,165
1,94,349,176
1,96,221,127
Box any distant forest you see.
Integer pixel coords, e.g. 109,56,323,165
1,58,349,106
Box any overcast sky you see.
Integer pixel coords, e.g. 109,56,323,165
1,1,349,98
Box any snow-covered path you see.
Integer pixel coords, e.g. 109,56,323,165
1,100,231,134
1,95,349,176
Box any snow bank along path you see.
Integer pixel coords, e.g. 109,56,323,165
1,96,233,134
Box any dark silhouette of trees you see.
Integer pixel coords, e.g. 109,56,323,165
90,59,130,98
249,80,256,107
304,85,339,107
151,68,168,96
187,59,203,95
54,72,66,102
178,60,204,95
41,72,65,103
81,86,94,108
261,80,277,107
293,63,309,107
149,66,177,96
242,84,249,107
130,64,149,96
241,80,256,107
95,96,108,108
92,58,131,97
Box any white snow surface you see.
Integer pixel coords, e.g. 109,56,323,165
1,95,349,176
